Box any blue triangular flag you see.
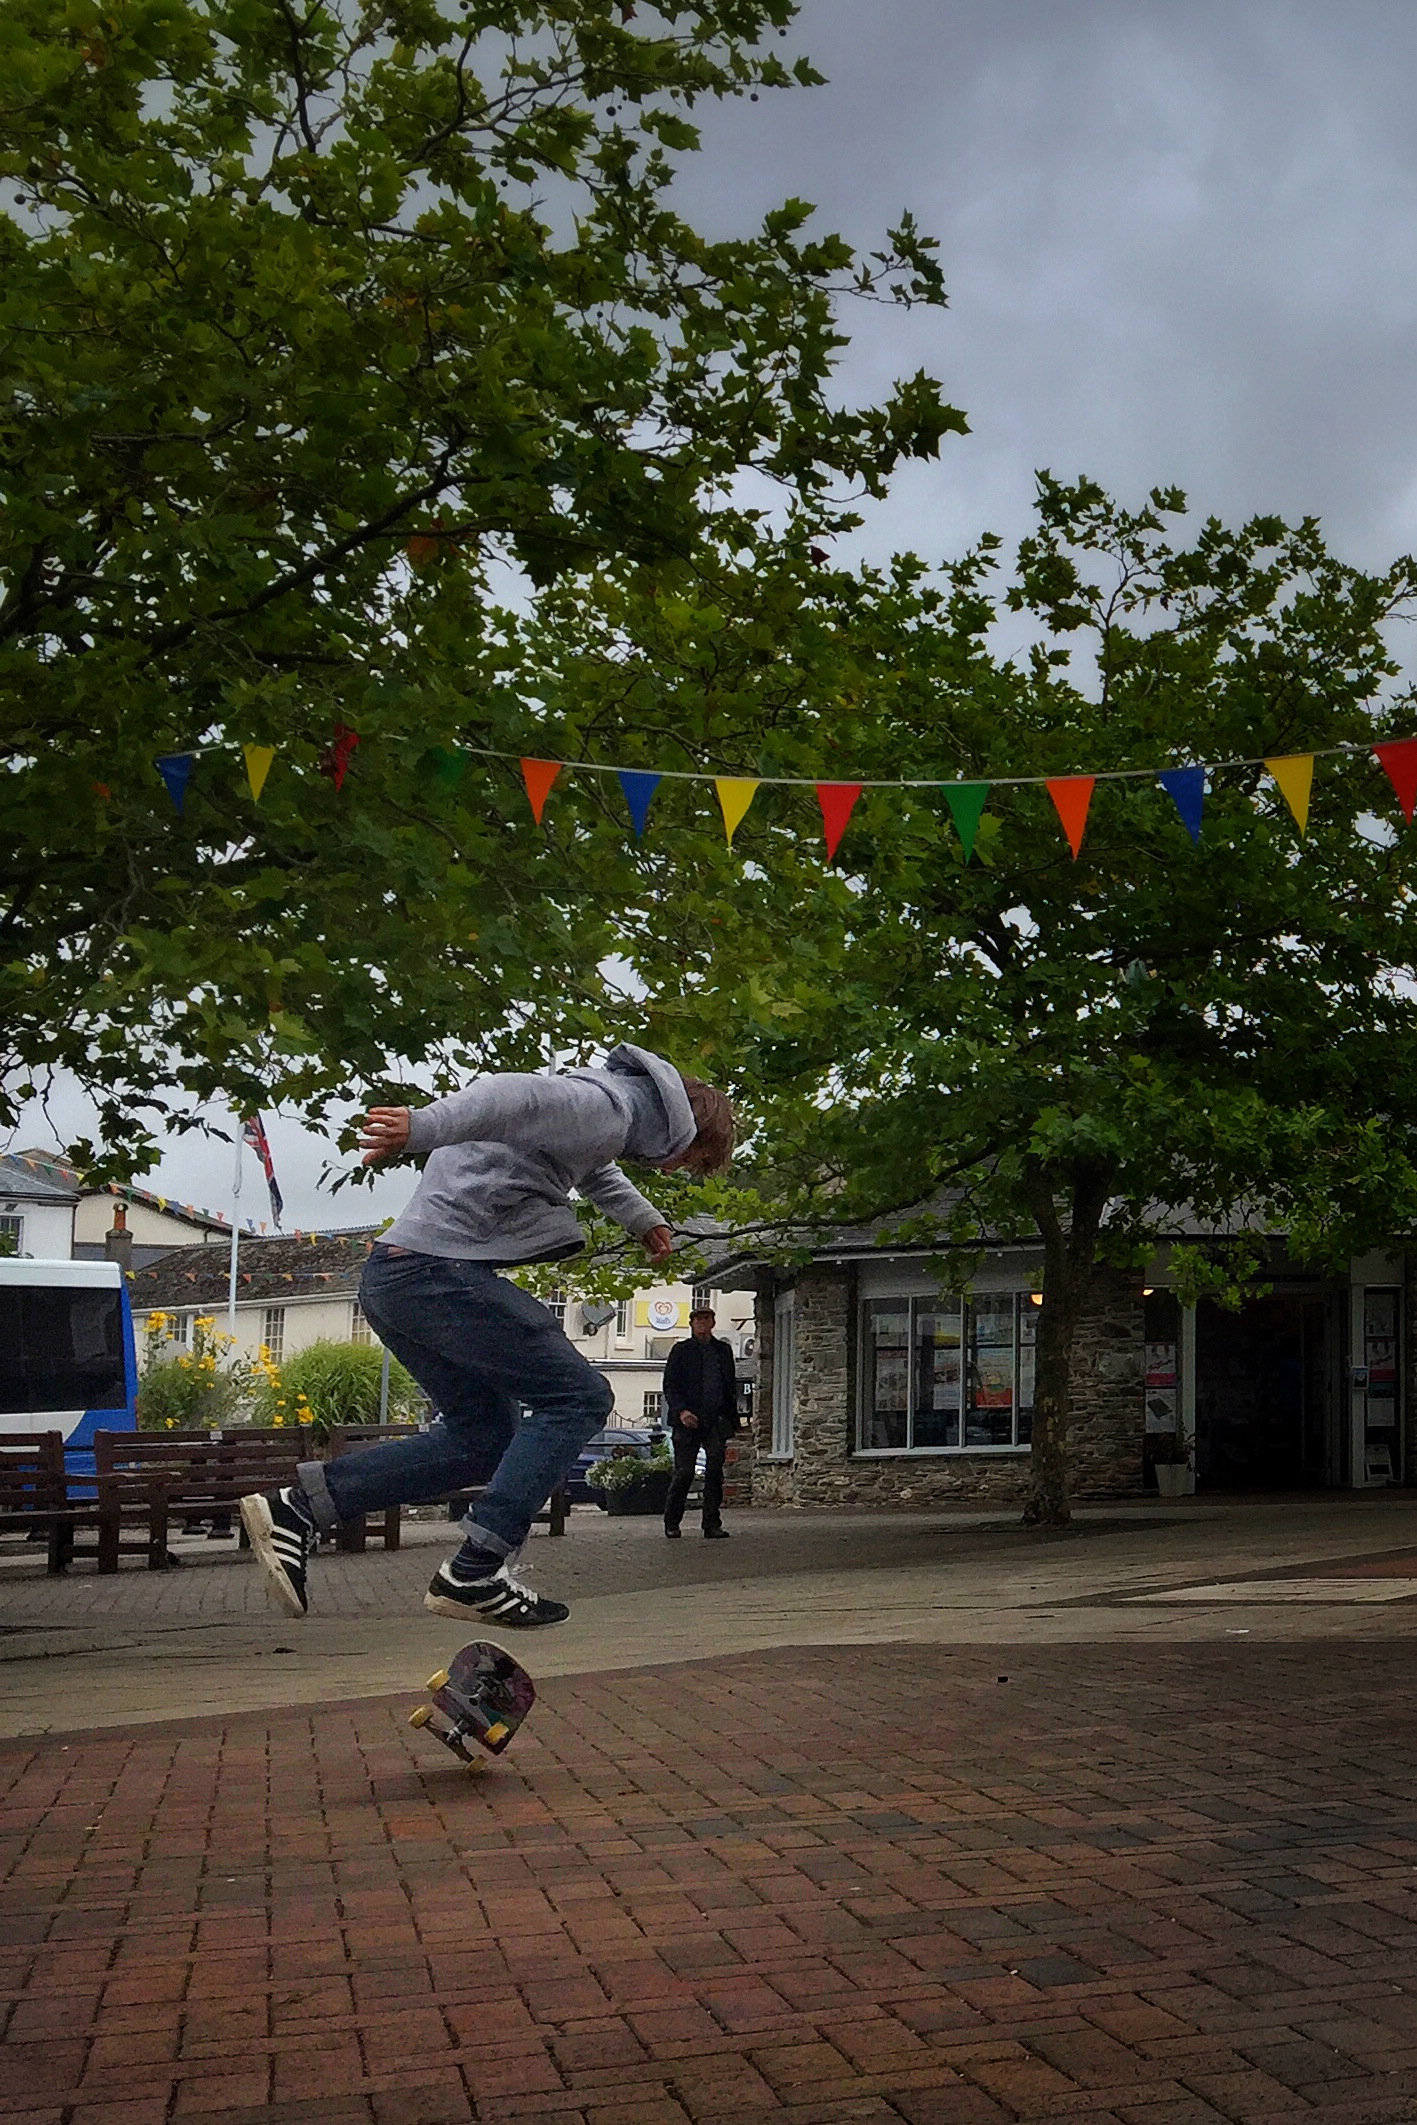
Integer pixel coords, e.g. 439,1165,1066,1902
617,769,662,840
154,753,195,814
1158,766,1205,845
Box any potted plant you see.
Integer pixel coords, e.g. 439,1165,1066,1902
1150,1429,1193,1498
585,1442,674,1517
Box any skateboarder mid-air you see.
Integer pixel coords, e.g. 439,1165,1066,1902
240,1046,734,1627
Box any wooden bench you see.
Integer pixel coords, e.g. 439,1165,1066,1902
326,1424,570,1546
90,1431,310,1571
327,1424,418,1551
0,1430,104,1575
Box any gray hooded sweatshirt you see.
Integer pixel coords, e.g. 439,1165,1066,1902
382,1043,695,1265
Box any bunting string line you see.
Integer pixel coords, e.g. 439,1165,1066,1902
141,727,1417,863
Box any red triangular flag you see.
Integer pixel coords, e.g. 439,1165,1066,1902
520,757,561,825
1375,740,1417,821
1046,775,1095,859
816,782,862,862
319,723,359,792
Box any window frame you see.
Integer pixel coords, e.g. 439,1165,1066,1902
641,1389,664,1424
261,1304,286,1362
349,1300,372,1346
768,1290,795,1459
856,1291,1034,1456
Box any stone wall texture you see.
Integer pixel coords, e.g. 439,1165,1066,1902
748,1261,1145,1509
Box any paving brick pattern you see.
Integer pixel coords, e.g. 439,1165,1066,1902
7,1643,1417,2123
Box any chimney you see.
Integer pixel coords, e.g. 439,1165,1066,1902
104,1200,134,1272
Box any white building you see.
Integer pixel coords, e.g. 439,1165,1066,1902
0,1153,79,1259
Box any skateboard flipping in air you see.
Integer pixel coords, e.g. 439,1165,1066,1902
409,1640,536,1764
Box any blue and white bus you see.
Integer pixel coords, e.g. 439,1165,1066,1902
0,1258,138,1468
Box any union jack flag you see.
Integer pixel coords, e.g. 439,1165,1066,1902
242,1113,284,1230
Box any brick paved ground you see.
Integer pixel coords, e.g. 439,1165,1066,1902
7,1641,1417,2125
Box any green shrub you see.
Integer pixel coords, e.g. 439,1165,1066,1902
136,1312,245,1432
585,1443,672,1493
255,1340,422,1437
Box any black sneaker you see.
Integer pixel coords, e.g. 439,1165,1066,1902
240,1488,312,1617
703,1525,730,1539
424,1558,569,1627
664,1524,681,1539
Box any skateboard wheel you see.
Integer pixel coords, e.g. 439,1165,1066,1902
425,1669,449,1690
408,1705,433,1728
485,1721,509,1744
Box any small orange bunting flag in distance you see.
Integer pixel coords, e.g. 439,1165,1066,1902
1374,739,1417,821
520,758,561,824
1045,776,1094,859
1264,755,1314,836
715,778,759,845
816,782,862,861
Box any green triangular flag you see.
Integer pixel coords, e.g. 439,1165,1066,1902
424,745,468,791
943,782,990,859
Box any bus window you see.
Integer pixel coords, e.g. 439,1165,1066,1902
0,1283,128,1416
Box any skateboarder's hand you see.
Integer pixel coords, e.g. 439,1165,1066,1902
359,1106,412,1165
679,1409,700,1429
642,1223,673,1264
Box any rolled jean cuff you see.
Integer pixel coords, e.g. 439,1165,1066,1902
459,1514,513,1560
297,1458,340,1535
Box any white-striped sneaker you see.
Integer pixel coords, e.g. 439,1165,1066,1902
240,1488,311,1617
424,1557,569,1627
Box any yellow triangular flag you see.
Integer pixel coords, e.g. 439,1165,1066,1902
1264,754,1314,837
244,745,276,803
715,778,759,845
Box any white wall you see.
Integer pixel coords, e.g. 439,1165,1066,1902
1,1199,76,1259
76,1195,226,1250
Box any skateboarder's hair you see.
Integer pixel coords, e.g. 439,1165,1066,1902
679,1075,735,1175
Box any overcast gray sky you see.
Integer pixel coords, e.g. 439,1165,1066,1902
16,0,1417,1225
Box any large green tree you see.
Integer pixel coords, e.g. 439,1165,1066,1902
518,481,1417,1520
0,0,958,1176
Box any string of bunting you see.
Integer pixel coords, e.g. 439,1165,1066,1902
146,727,1417,863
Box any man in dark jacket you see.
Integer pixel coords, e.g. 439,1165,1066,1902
662,1307,739,1539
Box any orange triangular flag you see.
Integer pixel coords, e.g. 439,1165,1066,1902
520,758,561,825
243,745,275,803
1046,776,1095,859
1375,740,1417,821
816,783,862,862
1264,755,1314,837
715,778,758,845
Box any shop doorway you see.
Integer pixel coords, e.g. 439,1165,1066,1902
1194,1293,1332,1489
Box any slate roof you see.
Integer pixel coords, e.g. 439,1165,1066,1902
0,1152,80,1204
129,1232,381,1309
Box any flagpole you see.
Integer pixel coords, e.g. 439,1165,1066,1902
228,1116,242,1337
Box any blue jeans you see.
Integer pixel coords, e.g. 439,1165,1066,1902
297,1247,613,1559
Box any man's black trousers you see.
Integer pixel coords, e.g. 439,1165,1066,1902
665,1425,727,1532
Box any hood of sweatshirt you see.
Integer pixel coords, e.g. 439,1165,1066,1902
603,1043,696,1164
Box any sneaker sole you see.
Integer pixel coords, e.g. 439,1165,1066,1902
239,1494,308,1619
423,1588,568,1627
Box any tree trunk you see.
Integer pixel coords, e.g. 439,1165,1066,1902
1020,1164,1111,1529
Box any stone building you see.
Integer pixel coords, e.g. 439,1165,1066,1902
725,1225,1413,1506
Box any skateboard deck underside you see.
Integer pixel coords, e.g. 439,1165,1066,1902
409,1639,536,1763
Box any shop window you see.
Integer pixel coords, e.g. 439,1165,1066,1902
858,1294,1034,1453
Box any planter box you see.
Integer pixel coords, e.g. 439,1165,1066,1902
604,1469,673,1516
1154,1462,1192,1498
